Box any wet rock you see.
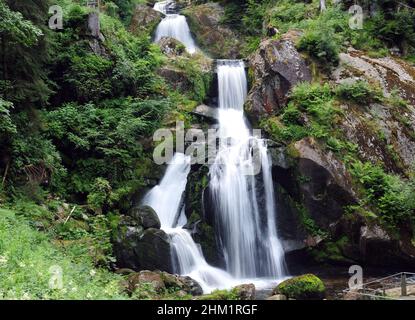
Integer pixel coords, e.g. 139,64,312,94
177,275,204,296
183,3,242,59
129,4,162,35
234,283,256,300
130,205,161,229
184,165,224,267
158,272,203,295
246,34,312,123
134,228,173,272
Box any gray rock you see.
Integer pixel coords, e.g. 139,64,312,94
129,4,162,35
191,104,219,121
246,33,312,122
234,283,256,300
157,37,186,57
131,205,161,229
183,3,242,59
114,216,173,272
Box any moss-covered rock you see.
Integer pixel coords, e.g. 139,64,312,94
183,3,242,59
129,4,162,36
273,274,326,300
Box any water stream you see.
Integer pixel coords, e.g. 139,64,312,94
142,2,287,294
153,1,197,54
209,60,286,279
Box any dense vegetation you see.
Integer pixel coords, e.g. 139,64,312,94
0,0,414,299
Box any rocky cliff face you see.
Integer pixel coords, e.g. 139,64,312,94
246,32,312,123
247,35,415,269
183,3,243,59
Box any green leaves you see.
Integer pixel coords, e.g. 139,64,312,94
0,1,42,47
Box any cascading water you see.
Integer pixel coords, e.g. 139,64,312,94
153,1,197,54
209,60,286,279
144,3,287,293
142,153,237,293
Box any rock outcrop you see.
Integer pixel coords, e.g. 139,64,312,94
332,48,415,105
113,206,173,272
124,270,203,296
246,33,312,123
183,3,242,59
129,4,162,35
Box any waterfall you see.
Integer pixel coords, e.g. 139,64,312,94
209,60,286,279
144,2,287,293
142,153,237,293
153,2,197,54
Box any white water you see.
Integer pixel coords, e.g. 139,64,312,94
153,2,197,54
142,154,237,293
144,4,287,293
209,60,286,279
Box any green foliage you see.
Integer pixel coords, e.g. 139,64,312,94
0,1,42,46
275,274,325,300
0,208,127,299
0,98,16,138
335,80,383,104
297,21,340,68
348,160,415,229
43,98,169,195
64,54,113,102
197,288,240,300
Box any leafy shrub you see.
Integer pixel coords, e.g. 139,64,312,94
298,27,340,68
349,161,415,228
335,80,383,104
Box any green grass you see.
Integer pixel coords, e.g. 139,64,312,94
0,208,128,300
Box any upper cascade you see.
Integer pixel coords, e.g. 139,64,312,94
153,1,197,54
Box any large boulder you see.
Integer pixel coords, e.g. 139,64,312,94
273,274,326,300
160,272,203,296
113,215,173,272
128,270,166,293
129,4,162,35
183,3,242,59
246,32,312,123
130,205,161,229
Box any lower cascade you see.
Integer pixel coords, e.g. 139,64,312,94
142,154,237,293
153,1,197,54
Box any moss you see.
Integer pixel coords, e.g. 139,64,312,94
196,288,240,300
294,202,327,238
274,274,325,300
311,236,352,263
